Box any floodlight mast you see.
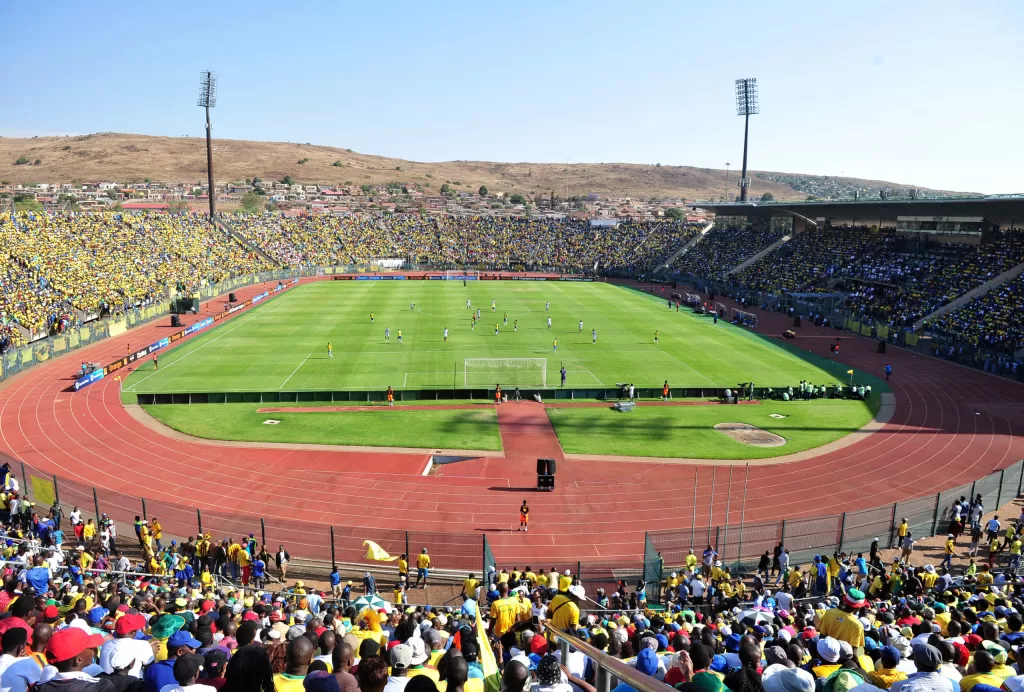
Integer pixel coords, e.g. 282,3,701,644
734,78,759,202
198,71,218,218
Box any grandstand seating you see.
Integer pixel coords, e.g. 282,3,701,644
671,224,784,278
932,272,1024,352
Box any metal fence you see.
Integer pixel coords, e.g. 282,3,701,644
647,458,1024,574
9,452,1024,594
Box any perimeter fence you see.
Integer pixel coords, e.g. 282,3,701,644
8,450,1021,603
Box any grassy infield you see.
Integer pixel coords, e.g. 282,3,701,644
124,282,883,459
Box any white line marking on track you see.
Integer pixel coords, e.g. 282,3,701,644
280,353,313,390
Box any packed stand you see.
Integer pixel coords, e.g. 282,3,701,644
7,451,1024,692
672,225,784,279
0,212,271,349
734,226,889,295
229,214,701,275
930,272,1024,353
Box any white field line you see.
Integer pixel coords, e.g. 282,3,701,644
280,353,313,390
125,290,301,392
659,349,717,386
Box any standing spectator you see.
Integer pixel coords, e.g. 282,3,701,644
276,545,290,581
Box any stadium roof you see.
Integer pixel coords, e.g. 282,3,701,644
696,194,1024,227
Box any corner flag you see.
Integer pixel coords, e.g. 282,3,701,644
847,370,854,375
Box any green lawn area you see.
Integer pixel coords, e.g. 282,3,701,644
141,404,502,450
546,398,879,459
121,280,861,394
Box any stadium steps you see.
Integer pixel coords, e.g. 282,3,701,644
914,258,1024,329
726,234,792,276
214,215,282,267
654,221,714,275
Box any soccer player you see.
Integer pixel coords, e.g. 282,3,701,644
327,342,333,359
494,323,499,336
370,312,374,323
466,298,471,309
547,316,552,329
552,338,557,352
560,365,567,387
592,329,597,344
153,353,158,370
578,320,583,333
476,308,481,319
471,318,475,331
397,329,403,344
491,300,496,312
443,327,449,342
503,312,508,326
545,301,550,311
386,386,395,407
662,381,670,401
654,330,660,344
513,319,518,332
385,327,391,342
410,303,415,311
519,500,530,532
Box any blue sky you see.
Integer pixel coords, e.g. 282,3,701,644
2,1,1021,193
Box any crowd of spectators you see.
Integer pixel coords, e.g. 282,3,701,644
229,215,701,276
5,455,1024,692
734,226,888,295
0,212,270,350
930,273,1024,354
671,225,784,279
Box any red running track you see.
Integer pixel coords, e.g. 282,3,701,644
0,278,1022,564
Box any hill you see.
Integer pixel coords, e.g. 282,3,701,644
0,132,972,201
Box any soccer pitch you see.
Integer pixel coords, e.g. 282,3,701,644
121,280,854,395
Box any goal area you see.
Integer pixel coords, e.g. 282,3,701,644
464,358,547,387
446,269,479,281
730,308,759,327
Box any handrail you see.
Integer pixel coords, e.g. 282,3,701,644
548,627,676,692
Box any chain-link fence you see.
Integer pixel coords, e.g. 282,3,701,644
8,453,1024,590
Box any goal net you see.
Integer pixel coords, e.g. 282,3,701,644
714,301,729,317
446,269,479,281
730,308,759,327
464,358,547,387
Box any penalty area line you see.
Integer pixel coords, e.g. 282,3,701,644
280,353,313,390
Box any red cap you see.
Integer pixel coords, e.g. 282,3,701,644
200,600,215,614
242,611,259,622
46,628,105,663
115,614,146,636
43,606,59,620
269,612,283,623
530,634,547,655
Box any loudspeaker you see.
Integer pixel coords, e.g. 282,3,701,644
228,292,237,303
536,458,548,475
537,474,555,490
170,315,181,328
547,458,557,475
877,340,886,354
794,316,802,327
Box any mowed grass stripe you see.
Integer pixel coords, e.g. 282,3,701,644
121,281,847,395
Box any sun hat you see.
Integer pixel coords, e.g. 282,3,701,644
817,637,841,663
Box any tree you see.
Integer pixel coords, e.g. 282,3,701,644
282,175,295,185
509,193,526,205
760,192,775,202
664,207,685,220
14,156,30,165
297,158,309,165
478,185,488,197
360,184,374,196
333,161,344,167
240,191,265,214
105,190,119,200
14,199,43,213
440,183,452,196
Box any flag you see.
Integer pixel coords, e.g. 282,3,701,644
362,540,399,562
475,601,501,692
847,370,854,375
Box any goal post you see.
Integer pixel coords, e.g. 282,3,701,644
730,308,758,327
714,301,729,317
446,269,479,281
464,358,547,387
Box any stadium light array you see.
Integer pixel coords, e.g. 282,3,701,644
198,71,218,218
734,78,759,202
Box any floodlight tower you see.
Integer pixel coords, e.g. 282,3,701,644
198,71,218,218
734,78,759,202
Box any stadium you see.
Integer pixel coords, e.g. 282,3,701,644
3,7,1024,691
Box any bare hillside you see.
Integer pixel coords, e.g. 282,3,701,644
0,132,971,201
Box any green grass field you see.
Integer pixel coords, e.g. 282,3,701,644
142,403,501,450
124,281,883,455
547,399,877,459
